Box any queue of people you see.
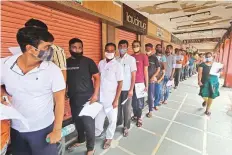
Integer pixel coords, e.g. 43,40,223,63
0,18,220,155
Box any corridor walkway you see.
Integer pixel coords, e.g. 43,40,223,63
67,75,232,155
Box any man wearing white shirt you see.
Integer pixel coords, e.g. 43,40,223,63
1,27,65,155
116,40,137,137
174,48,183,89
95,43,123,149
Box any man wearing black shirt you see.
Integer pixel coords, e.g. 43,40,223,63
66,38,100,155
145,43,160,117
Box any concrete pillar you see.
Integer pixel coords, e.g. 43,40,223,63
139,35,145,53
107,24,116,44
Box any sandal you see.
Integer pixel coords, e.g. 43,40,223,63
68,142,86,152
136,118,143,127
154,106,159,111
205,111,211,116
146,112,152,118
123,128,129,137
131,116,137,122
202,101,206,107
103,139,112,149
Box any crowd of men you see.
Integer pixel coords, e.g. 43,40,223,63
1,19,203,155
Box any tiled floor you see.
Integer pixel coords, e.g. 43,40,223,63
66,75,232,155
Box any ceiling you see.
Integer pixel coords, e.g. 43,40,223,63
121,0,232,52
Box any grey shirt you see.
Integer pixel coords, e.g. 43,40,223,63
165,54,176,78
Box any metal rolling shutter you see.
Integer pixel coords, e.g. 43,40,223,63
118,29,137,55
1,1,102,63
1,1,102,121
145,36,161,48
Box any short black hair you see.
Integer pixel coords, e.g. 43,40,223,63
132,40,141,46
145,43,153,48
206,52,212,56
166,44,173,49
118,40,128,47
17,27,54,53
69,38,83,47
175,48,179,53
105,42,116,50
156,44,162,48
25,18,48,30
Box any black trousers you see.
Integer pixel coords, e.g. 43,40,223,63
70,94,95,151
117,91,132,129
174,68,181,87
132,89,144,119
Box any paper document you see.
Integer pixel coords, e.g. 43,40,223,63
104,106,113,114
0,103,29,129
79,102,103,119
121,98,128,105
135,83,148,99
166,80,174,87
8,47,22,55
210,62,223,76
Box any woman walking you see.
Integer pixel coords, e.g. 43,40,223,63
198,52,220,116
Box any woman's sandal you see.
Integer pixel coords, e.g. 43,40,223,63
146,112,152,118
131,116,137,122
202,101,206,107
136,119,143,127
68,142,86,152
205,111,211,116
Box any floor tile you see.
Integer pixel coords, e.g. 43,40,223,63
153,107,176,120
175,112,205,130
142,116,170,136
207,133,232,155
180,104,205,116
119,127,160,155
104,147,129,155
166,123,203,151
163,101,181,109
156,139,201,155
207,120,232,139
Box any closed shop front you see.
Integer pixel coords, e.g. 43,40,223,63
1,1,102,121
118,29,137,54
145,36,161,47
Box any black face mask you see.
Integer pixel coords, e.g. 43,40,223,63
70,51,83,58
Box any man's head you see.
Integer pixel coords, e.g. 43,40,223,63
132,40,141,53
155,44,162,54
205,52,213,62
175,48,180,55
17,27,54,61
118,40,128,56
105,43,116,60
182,50,187,55
145,43,153,55
69,38,83,58
166,44,173,56
25,18,48,30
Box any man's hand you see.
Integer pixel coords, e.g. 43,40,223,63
89,94,98,104
198,81,203,86
112,99,118,109
150,76,157,83
46,130,61,144
144,86,148,92
127,90,133,98
1,95,12,105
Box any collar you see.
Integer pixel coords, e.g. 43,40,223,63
104,58,116,64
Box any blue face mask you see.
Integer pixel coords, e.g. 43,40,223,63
119,48,127,55
205,57,213,62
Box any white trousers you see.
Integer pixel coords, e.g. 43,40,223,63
95,107,118,139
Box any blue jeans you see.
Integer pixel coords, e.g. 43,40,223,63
162,76,170,101
154,83,161,107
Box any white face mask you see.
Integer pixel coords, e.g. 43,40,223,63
133,47,140,53
105,52,115,60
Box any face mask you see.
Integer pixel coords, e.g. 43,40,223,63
70,50,83,58
33,46,54,61
146,51,152,55
133,47,140,53
205,57,213,62
105,52,115,60
119,48,127,55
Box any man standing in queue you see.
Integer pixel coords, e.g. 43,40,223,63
95,43,123,149
66,38,100,155
116,40,137,137
131,40,149,127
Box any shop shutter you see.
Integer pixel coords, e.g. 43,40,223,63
118,29,137,55
1,1,102,121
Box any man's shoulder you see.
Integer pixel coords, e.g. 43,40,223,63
1,54,21,67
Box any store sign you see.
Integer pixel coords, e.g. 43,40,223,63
183,38,220,44
171,34,182,45
157,27,164,38
123,4,148,34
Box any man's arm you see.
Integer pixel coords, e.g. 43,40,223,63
144,66,149,90
90,73,100,103
112,81,123,108
61,70,67,82
157,70,166,83
151,67,160,82
128,71,136,98
198,67,203,86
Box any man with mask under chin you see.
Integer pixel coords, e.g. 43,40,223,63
66,38,100,155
